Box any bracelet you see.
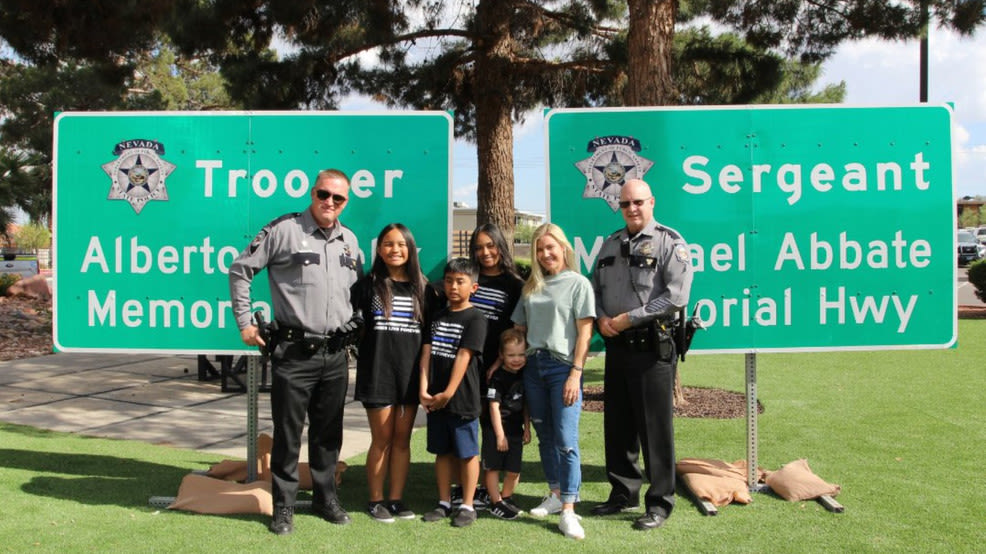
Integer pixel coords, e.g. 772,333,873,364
570,365,583,372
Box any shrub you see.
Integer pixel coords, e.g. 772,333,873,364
0,273,21,296
969,259,986,303
515,258,531,280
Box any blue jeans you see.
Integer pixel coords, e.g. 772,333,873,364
524,350,582,503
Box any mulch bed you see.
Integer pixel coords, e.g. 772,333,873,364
958,305,986,319
583,384,764,419
0,295,53,362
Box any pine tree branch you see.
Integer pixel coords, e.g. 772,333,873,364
328,28,475,62
523,1,622,37
507,55,610,74
803,0,850,20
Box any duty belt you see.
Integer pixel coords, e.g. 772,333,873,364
276,324,343,354
607,321,673,353
275,317,364,355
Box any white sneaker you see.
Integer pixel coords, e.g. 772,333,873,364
559,509,585,540
530,493,563,517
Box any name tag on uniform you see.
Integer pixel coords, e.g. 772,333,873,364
291,252,320,266
628,255,657,268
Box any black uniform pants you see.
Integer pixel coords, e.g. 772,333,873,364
602,340,677,518
270,343,349,509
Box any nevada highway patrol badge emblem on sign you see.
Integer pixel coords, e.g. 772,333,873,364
101,139,175,214
575,135,654,211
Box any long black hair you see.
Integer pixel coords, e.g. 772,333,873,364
370,223,426,322
469,222,520,278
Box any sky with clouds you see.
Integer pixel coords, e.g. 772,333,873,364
359,24,986,216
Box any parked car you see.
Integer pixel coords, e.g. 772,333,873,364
957,230,984,266
975,227,986,245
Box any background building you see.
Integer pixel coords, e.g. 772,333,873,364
451,202,544,258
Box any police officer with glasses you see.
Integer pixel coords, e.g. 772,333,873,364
590,178,693,531
229,168,364,535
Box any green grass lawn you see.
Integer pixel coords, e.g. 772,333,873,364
3,321,985,552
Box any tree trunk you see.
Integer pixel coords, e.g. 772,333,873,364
623,0,677,106
473,0,516,247
624,0,686,406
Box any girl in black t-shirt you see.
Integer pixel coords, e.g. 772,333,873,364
469,223,524,380
351,223,434,522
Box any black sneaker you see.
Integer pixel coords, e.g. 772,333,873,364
450,484,463,506
501,496,522,513
367,502,395,523
473,487,490,510
269,506,293,535
422,504,452,522
489,500,520,520
387,500,415,520
452,506,478,527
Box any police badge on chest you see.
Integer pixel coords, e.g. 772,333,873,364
339,244,358,271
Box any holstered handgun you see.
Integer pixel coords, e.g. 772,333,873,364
254,312,278,361
676,306,706,362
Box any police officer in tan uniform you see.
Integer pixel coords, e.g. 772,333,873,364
229,169,363,535
590,179,693,531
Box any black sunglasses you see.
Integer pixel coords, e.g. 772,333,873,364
315,189,348,204
618,197,651,209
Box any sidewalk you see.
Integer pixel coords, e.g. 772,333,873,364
0,352,421,462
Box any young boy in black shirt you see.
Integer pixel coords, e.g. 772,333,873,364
419,258,488,527
482,328,531,520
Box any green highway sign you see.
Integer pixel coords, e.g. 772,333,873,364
546,105,956,352
53,111,452,354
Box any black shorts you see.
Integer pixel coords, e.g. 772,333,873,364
480,426,523,473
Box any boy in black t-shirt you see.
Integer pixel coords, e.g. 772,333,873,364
419,258,488,528
482,328,531,520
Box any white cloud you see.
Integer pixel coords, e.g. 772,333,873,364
453,182,477,203
929,30,986,120
514,110,544,140
824,27,986,117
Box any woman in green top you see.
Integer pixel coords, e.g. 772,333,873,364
510,223,595,540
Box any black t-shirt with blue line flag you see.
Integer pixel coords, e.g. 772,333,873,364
471,272,524,374
425,305,488,419
352,278,427,405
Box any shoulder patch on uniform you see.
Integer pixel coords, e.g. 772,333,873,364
674,243,690,263
248,212,301,254
655,222,683,241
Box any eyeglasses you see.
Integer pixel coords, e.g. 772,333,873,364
618,197,651,209
315,189,348,204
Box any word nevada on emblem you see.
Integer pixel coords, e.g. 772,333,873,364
101,139,175,214
575,135,654,211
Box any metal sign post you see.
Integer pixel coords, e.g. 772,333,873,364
246,355,259,482
745,353,761,490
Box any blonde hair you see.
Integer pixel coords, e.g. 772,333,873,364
499,328,527,352
523,223,577,296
